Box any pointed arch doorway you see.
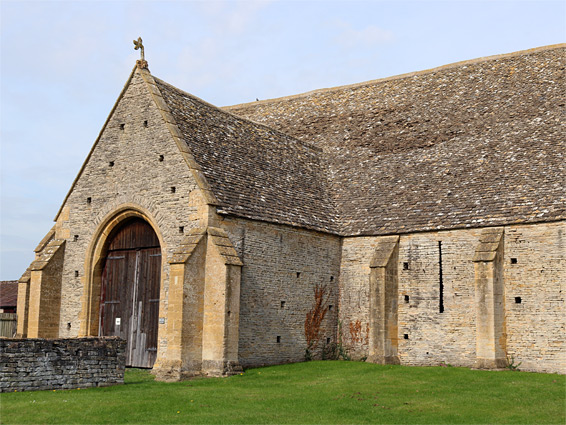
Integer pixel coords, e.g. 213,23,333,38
99,218,161,368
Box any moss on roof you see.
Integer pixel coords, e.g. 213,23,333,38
224,45,566,235
145,46,565,236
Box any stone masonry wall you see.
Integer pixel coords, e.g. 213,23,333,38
222,217,341,367
55,70,200,355
396,229,480,368
339,222,565,373
504,222,565,373
0,337,125,392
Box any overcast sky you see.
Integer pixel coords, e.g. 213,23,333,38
1,0,564,280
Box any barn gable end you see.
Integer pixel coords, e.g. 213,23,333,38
17,63,246,377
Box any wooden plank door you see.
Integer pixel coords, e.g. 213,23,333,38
99,219,161,368
100,250,137,345
128,248,161,368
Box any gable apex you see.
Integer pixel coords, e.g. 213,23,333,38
53,64,219,222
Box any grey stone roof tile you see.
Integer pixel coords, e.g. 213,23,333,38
143,46,564,236
225,45,566,235
153,78,339,234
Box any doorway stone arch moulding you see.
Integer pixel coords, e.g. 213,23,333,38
78,203,167,337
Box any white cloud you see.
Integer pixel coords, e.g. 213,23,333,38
333,20,394,49
197,0,273,35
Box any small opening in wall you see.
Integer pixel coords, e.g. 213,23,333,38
403,262,409,270
515,297,522,304
74,270,79,277
296,272,301,278
227,311,231,316
67,322,72,329
330,275,334,282
326,337,331,344
109,161,114,167
73,235,79,242
280,301,285,308
171,186,176,193
87,197,92,204
179,226,184,234
328,304,333,311
404,334,409,340
511,258,518,264
158,155,164,162
120,123,125,130
276,336,281,343
143,120,148,128
404,295,410,303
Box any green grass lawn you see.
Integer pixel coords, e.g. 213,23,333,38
1,361,564,424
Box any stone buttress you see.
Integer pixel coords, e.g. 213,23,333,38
154,226,243,380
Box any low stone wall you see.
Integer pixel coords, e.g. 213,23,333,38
0,337,126,392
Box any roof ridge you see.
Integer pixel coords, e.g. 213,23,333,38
223,45,565,235
224,44,566,110
153,77,323,154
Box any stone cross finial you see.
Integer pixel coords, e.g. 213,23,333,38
133,37,145,61
133,37,148,69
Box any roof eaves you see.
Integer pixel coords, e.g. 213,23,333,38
216,207,342,236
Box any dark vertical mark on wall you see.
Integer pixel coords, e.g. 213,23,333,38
438,241,444,313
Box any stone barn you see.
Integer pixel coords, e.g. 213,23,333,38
16,44,565,378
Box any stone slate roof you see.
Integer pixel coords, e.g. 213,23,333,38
154,78,338,233
224,45,566,235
